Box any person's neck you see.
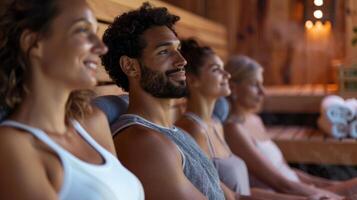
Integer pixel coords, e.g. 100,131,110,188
127,89,175,128
11,82,70,134
186,93,216,123
228,103,249,123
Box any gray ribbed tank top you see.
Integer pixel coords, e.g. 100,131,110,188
112,114,225,200
184,112,251,196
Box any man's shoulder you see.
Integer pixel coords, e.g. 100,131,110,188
114,124,179,153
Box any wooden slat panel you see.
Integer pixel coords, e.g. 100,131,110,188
266,126,286,138
293,127,313,140
308,129,325,141
262,84,339,113
268,126,357,165
88,0,226,36
276,126,300,140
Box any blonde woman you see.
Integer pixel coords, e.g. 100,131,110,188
224,55,357,200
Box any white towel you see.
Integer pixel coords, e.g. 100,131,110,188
320,95,355,123
349,120,357,138
345,98,357,119
318,116,349,138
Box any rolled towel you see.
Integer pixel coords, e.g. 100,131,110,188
318,116,349,138
320,95,355,123
345,98,357,119
349,120,357,138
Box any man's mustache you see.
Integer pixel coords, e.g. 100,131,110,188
165,68,185,76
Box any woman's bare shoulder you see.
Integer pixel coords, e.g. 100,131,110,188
0,126,56,198
175,116,206,138
80,106,116,155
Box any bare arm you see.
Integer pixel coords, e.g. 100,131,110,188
0,128,58,200
175,117,212,156
81,106,117,156
293,169,340,188
251,188,308,200
223,122,342,199
114,126,207,200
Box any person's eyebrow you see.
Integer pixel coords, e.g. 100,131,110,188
70,17,98,32
154,40,180,49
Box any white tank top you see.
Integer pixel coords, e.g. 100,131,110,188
255,140,299,182
0,120,145,200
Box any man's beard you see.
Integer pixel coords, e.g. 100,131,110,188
139,62,187,98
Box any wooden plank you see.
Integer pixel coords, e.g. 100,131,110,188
292,127,312,140
176,23,227,48
270,127,357,165
93,1,228,73
298,84,314,96
276,126,300,140
262,84,339,113
308,129,325,141
88,0,226,36
266,126,286,138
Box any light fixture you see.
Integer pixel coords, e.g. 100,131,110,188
313,10,323,19
305,20,313,29
314,0,323,6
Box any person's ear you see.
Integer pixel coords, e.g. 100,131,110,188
119,56,140,78
20,30,42,59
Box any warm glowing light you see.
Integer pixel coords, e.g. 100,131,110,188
324,20,331,29
313,10,323,19
314,0,323,6
315,20,323,29
305,20,313,29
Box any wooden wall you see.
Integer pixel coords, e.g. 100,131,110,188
163,0,353,86
345,0,357,66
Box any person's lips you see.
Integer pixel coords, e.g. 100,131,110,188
166,68,186,81
84,59,99,76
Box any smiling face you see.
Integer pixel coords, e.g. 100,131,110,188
36,0,107,90
138,26,187,98
189,54,231,98
231,68,265,112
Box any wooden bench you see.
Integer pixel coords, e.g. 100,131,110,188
266,126,357,165
262,84,339,114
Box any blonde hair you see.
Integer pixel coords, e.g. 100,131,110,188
225,55,263,84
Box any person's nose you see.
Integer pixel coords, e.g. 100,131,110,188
91,34,108,56
174,51,187,68
223,70,231,79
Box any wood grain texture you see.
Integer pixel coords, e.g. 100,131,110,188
266,126,357,165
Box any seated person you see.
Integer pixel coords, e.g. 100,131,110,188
175,39,315,200
101,3,225,200
0,0,143,199
224,55,357,199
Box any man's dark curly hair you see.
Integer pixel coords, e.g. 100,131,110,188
101,2,180,92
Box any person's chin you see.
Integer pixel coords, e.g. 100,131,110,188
75,77,97,90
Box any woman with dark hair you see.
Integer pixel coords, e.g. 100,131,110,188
0,0,143,199
224,55,357,200
175,39,313,200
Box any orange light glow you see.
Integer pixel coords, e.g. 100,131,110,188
305,20,332,42
305,20,313,29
